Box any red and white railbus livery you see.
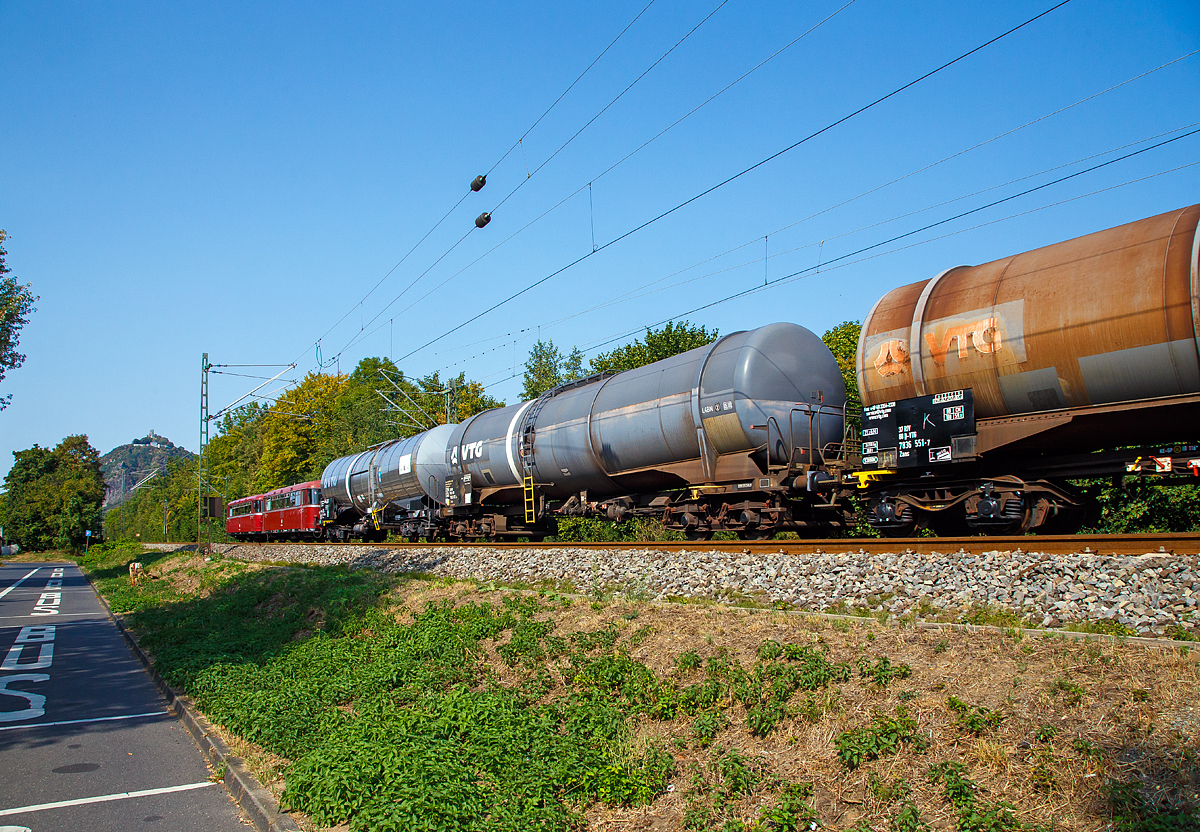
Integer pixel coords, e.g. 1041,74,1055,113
226,494,264,539
261,481,322,540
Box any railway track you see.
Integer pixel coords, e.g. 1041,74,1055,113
166,532,1200,639
210,532,1200,556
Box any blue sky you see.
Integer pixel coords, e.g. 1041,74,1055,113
2,0,1197,480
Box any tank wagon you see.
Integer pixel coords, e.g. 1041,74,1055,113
256,202,1200,543
855,203,1200,535
319,323,852,541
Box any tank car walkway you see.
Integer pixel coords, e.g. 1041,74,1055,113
0,560,249,831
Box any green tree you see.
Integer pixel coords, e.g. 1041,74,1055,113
0,229,39,411
522,340,592,400
318,357,405,467
445,371,504,421
589,320,717,374
562,346,585,382
255,371,349,491
207,402,269,501
1,435,105,550
522,339,565,400
821,320,861,408
104,456,203,544
1,445,55,549
1083,477,1200,533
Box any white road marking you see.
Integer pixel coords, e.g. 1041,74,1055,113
0,675,49,722
0,711,168,732
0,782,217,816
1,642,52,670
0,570,40,601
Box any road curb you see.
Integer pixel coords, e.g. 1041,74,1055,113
83,569,301,832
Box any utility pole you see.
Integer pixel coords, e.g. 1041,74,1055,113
198,353,210,550
162,498,169,541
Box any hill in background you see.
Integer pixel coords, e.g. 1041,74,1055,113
101,430,194,507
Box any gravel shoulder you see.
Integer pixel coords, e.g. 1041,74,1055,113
146,542,1199,638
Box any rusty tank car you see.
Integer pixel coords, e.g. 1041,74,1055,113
855,203,1200,535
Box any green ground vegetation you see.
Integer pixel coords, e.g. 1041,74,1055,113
72,543,1199,831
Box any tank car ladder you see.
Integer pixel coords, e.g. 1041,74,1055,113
518,373,614,523
519,389,555,523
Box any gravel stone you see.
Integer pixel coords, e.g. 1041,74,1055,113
145,542,1199,637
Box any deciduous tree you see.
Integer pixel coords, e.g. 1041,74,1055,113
522,340,565,400
1,435,104,550
821,320,861,407
255,371,349,491
0,230,39,411
589,321,717,375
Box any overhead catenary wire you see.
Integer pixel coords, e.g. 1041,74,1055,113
331,0,736,364
210,371,299,383
486,0,732,216
485,0,661,178
299,190,477,370
296,0,666,370
343,0,862,353
562,120,1200,317
581,129,1200,354
391,44,1196,363
391,0,1076,364
757,47,1200,245
358,53,1198,380
434,131,1198,379
466,158,1199,394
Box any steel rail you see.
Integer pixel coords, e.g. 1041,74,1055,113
220,532,1200,556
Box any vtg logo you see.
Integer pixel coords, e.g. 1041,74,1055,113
872,316,1006,379
450,441,484,465
925,316,1002,366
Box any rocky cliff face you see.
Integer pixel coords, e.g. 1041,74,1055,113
101,430,194,507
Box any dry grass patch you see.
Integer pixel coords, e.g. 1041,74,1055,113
388,579,1199,831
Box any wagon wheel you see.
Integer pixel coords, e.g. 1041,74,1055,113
684,529,712,541
737,528,772,541
1036,505,1087,535
878,518,922,538
926,508,970,538
982,507,1034,536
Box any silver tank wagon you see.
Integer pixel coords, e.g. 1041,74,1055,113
319,321,846,538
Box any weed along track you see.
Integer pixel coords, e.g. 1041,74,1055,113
101,541,1200,831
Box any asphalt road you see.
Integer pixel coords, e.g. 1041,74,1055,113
0,560,251,831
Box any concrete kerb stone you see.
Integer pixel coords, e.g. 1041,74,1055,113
83,570,301,832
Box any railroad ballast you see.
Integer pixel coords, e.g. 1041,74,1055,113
228,204,1200,542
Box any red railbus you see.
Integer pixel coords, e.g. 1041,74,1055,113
226,494,264,539
261,481,323,540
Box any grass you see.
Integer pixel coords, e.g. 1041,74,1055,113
65,541,1200,831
